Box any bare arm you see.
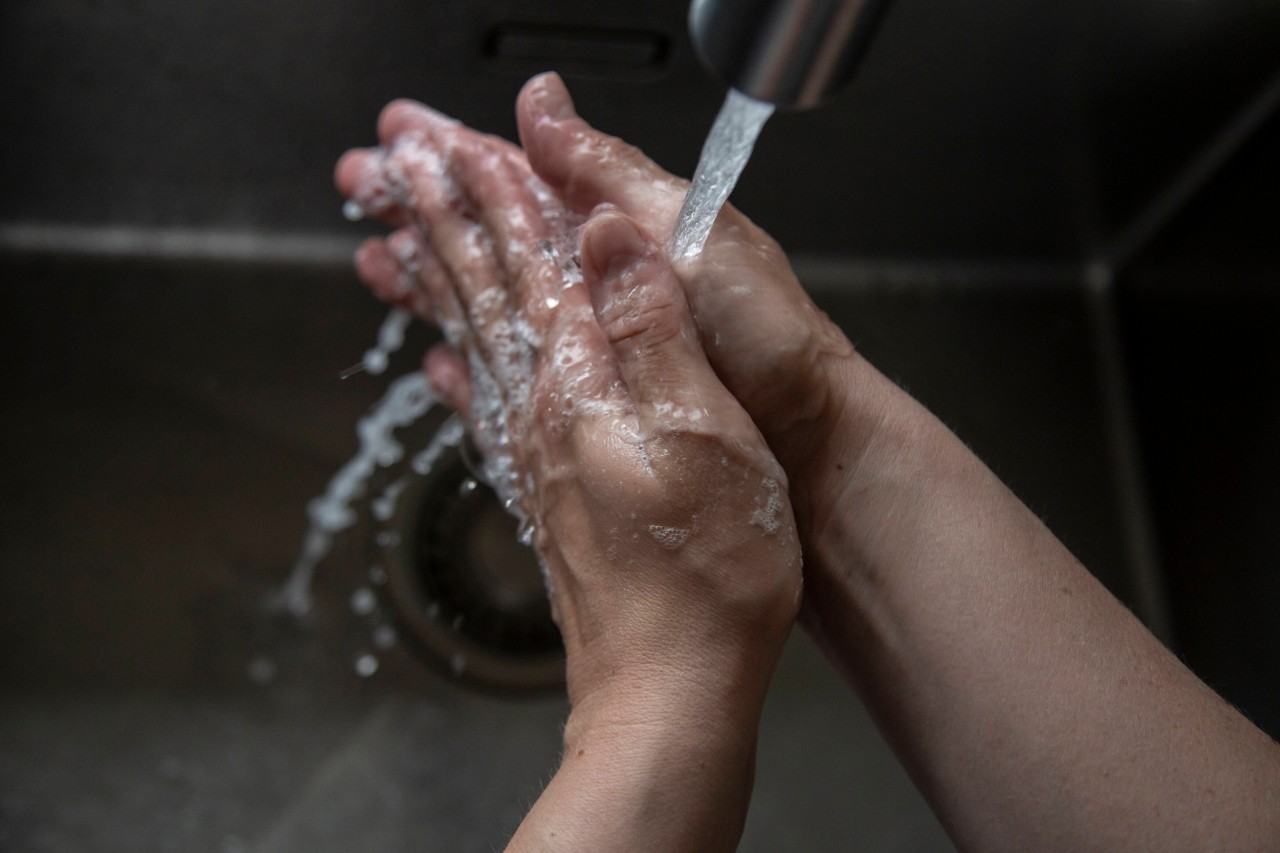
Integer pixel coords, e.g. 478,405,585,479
337,111,801,851
512,71,1280,850
802,353,1280,849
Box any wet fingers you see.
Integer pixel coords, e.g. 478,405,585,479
424,344,472,421
355,232,435,321
580,212,758,442
335,148,411,227
516,73,686,223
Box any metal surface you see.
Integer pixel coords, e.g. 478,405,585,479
2,0,1279,849
3,0,1277,258
688,0,891,108
376,445,566,693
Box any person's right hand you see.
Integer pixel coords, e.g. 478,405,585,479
350,73,864,543
512,74,873,545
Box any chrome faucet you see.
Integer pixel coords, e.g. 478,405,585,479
688,0,892,109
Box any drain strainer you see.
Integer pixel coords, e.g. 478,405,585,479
374,441,564,692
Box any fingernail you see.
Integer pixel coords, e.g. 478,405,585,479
535,72,576,122
426,358,459,407
581,214,649,285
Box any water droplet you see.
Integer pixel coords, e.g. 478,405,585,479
342,199,365,221
247,656,277,685
354,654,379,677
350,587,377,616
362,349,389,375
517,518,536,547
544,296,560,310
426,601,442,619
375,530,400,548
372,624,397,650
458,477,478,496
369,565,388,585
449,653,467,674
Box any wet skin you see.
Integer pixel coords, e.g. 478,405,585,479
337,86,801,852
337,74,1280,852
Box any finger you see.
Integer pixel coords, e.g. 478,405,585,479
384,229,470,349
334,148,410,227
378,98,527,163
516,73,686,222
424,344,472,422
384,131,522,384
579,212,740,429
379,99,576,262
448,138,567,327
377,98,460,147
380,228,437,323
355,233,434,321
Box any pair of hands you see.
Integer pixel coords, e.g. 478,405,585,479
336,73,1280,853
336,73,852,720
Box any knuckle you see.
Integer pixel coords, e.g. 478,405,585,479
597,289,682,352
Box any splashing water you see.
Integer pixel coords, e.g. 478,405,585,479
670,89,775,261
277,369,438,616
361,308,412,375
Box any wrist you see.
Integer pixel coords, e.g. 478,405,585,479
779,351,899,537
563,638,778,752
545,680,761,853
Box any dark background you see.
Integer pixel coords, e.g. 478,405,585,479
1,0,1277,849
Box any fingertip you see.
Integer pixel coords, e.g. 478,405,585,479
516,73,579,179
355,236,411,304
334,148,370,196
424,344,471,418
377,98,456,145
579,211,652,287
354,235,387,269
336,147,405,221
517,72,576,125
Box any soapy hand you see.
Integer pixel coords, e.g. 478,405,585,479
349,74,862,550
513,73,865,535
335,102,802,723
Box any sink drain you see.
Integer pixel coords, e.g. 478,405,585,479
373,440,564,693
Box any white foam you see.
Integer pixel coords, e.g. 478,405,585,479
647,524,691,549
750,476,784,535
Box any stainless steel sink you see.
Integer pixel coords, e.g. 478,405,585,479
0,250,1163,852
3,0,1278,849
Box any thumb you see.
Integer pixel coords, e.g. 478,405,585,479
579,212,727,424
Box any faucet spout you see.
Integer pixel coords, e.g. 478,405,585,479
688,0,892,109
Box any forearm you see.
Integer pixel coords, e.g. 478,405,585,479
799,354,1280,850
506,685,763,852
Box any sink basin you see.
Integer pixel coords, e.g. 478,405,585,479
0,251,1142,852
3,0,1278,848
